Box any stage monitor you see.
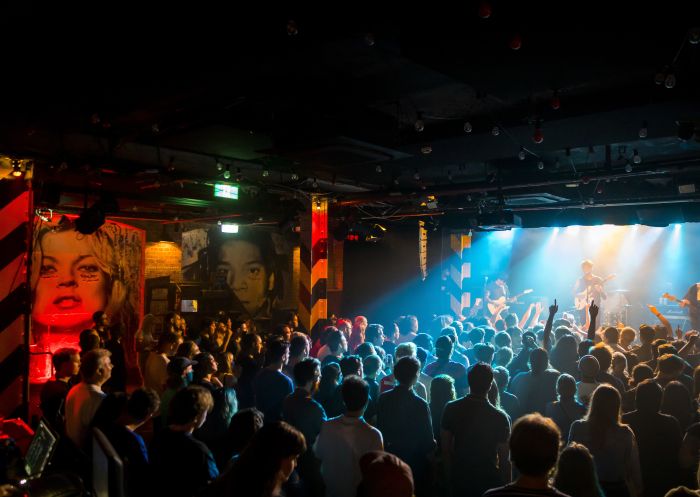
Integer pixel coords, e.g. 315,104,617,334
92,428,125,497
24,419,58,477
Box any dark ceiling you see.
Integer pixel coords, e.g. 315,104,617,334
2,3,700,229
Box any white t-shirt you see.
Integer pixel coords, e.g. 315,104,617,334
314,415,383,497
64,382,106,450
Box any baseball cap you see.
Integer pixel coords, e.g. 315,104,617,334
167,356,197,375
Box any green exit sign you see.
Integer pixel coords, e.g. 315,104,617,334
214,183,239,200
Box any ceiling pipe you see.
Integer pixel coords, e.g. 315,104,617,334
338,160,700,206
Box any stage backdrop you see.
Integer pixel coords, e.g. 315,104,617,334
31,217,144,381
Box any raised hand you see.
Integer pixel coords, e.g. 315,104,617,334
647,304,660,316
589,300,599,319
549,299,559,315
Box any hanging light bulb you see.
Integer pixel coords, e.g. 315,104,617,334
463,121,473,133
638,121,648,139
375,164,383,173
537,161,545,170
287,20,298,36
625,161,633,173
518,147,526,160
223,164,231,179
414,170,421,181
216,161,224,171
262,169,270,178
420,145,432,155
290,171,299,181
491,126,500,136
312,178,319,189
632,150,642,164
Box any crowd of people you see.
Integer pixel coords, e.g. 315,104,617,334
37,302,700,497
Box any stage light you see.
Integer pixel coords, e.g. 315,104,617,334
221,223,239,233
216,161,224,172
491,126,500,137
537,161,544,170
223,164,231,179
566,225,580,235
552,227,560,234
11,159,22,177
674,223,682,230
464,121,473,133
518,147,526,161
414,113,425,132
639,121,648,139
375,165,382,173
632,150,642,164
625,162,633,173
262,169,270,178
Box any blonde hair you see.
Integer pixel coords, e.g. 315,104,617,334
33,219,142,334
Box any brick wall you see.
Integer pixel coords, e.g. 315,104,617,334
145,241,183,283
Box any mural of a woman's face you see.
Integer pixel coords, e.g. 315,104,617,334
33,230,108,329
217,240,274,317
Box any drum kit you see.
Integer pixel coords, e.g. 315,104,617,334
600,288,632,326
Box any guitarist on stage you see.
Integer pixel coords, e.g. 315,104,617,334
573,260,607,322
680,282,700,332
485,275,510,314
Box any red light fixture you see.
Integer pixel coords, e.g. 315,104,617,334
509,33,522,50
532,127,544,144
550,92,561,110
479,2,492,18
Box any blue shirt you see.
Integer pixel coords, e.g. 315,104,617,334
150,428,219,497
282,388,327,447
253,368,294,422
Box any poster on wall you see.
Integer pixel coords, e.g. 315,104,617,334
182,227,295,327
31,216,144,375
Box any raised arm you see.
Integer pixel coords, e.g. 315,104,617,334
647,304,672,339
587,300,599,342
519,303,534,330
543,300,558,352
528,302,543,329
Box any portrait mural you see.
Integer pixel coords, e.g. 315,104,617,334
182,227,294,328
31,217,144,354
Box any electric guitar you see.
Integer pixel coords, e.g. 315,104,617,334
574,274,616,310
662,292,697,308
487,289,533,315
